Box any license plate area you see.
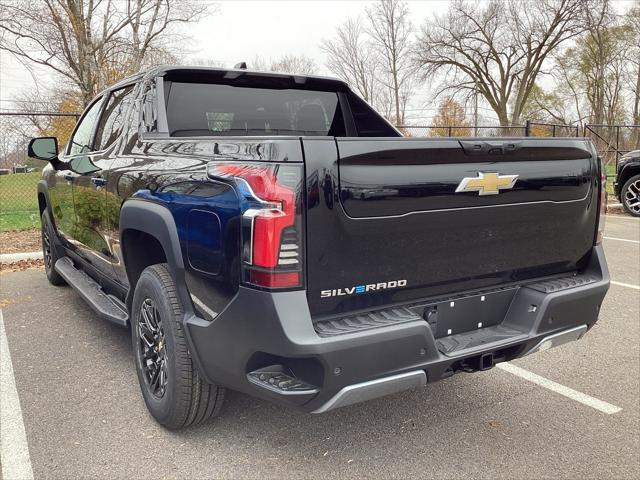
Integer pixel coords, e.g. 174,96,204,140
418,288,518,339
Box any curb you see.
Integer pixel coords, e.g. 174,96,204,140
0,251,43,263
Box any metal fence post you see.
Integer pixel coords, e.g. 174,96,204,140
525,120,531,137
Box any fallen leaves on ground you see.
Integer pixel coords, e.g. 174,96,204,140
0,229,41,254
0,258,45,274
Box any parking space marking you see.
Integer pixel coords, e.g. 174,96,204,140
603,236,640,244
610,280,640,290
497,362,622,415
0,310,34,480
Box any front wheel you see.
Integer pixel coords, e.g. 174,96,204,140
621,174,640,217
131,264,225,429
41,210,65,286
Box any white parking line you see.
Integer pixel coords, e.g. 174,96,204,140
603,236,640,244
497,362,622,415
0,310,34,480
611,280,640,290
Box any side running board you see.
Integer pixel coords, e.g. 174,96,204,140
54,257,128,327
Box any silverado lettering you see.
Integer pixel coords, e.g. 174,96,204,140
28,66,610,430
321,280,408,298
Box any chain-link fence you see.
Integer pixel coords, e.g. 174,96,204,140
0,112,79,231
398,125,528,138
398,121,580,138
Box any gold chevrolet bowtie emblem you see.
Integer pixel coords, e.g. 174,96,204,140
455,172,518,196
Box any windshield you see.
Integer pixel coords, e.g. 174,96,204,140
165,81,346,137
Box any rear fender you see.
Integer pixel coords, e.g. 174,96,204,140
119,199,193,314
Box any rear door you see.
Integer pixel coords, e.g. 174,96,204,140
303,137,598,318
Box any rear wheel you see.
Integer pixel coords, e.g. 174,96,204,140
40,210,65,286
621,174,640,217
131,263,225,429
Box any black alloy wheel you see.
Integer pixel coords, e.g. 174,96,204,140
137,298,169,398
622,174,640,217
131,263,225,429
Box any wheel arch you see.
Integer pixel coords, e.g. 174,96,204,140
37,180,52,219
119,199,192,312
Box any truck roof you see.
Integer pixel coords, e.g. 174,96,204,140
111,65,348,91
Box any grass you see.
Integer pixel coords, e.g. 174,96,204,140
0,172,41,231
605,164,617,196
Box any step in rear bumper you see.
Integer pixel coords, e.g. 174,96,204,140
183,245,609,413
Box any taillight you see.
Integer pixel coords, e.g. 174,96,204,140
208,162,304,289
596,156,606,244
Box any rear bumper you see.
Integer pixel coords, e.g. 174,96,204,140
183,246,609,413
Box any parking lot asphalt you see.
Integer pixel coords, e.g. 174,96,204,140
1,216,639,479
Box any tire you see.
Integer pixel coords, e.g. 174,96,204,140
40,210,65,286
621,174,640,217
131,263,225,429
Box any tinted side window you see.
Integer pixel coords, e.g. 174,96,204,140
68,98,104,155
94,86,135,150
347,92,401,137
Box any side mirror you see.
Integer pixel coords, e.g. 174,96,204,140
28,137,59,162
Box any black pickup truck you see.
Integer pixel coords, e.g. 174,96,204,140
29,66,610,429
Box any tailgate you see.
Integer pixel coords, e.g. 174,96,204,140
303,138,598,318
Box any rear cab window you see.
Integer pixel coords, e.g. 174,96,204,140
165,81,345,137
160,69,399,138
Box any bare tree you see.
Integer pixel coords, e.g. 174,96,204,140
415,0,585,126
570,0,628,125
542,0,633,129
520,84,575,125
321,14,406,121
625,4,640,147
321,17,379,104
366,0,414,124
249,55,271,72
247,54,317,75
182,57,225,68
0,0,213,106
270,54,317,75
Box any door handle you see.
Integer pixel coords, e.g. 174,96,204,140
63,173,76,181
91,177,106,187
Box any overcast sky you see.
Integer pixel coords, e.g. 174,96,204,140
187,0,445,68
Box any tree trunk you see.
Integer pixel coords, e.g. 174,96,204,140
633,64,640,148
393,71,401,124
